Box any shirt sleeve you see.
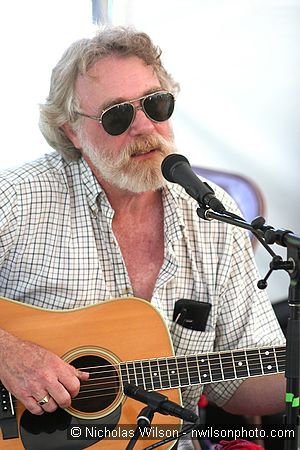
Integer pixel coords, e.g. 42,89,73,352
0,177,19,267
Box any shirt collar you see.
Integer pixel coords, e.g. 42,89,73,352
78,157,187,239
162,182,186,245
78,157,108,216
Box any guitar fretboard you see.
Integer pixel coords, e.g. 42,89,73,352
120,346,285,392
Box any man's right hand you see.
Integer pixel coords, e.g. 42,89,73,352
0,330,89,414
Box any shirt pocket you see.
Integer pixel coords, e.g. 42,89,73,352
171,322,216,356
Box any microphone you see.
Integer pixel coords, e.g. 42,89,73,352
124,384,199,423
161,154,225,213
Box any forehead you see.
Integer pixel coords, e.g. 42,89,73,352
75,55,161,110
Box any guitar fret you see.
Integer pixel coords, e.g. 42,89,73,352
231,351,237,380
166,357,180,388
233,351,249,379
157,358,164,389
244,350,250,377
126,361,138,385
220,352,235,380
186,355,201,385
260,348,277,375
207,354,213,381
158,358,171,389
274,348,279,373
174,356,180,386
276,347,286,372
185,356,191,385
208,353,223,381
120,362,130,385
177,356,190,386
258,349,264,375
197,355,211,383
219,353,225,380
141,360,153,390
149,359,162,390
133,360,145,388
246,349,263,377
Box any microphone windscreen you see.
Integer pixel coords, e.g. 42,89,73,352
161,154,190,182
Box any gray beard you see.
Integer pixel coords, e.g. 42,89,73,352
79,133,177,193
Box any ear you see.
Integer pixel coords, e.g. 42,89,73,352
61,123,82,150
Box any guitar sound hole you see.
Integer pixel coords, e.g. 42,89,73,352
71,355,120,414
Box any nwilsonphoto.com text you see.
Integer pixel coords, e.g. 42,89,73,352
67,424,295,441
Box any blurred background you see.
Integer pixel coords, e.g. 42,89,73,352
0,0,299,304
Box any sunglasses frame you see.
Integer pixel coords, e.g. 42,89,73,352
75,90,175,135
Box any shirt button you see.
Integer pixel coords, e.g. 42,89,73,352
122,287,131,295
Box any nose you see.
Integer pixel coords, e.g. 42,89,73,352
128,105,156,136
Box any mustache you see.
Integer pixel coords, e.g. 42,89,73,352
123,134,175,158
79,130,176,171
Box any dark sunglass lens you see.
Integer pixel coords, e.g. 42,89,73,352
143,92,174,122
102,103,134,136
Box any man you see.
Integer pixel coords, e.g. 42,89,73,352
0,26,286,448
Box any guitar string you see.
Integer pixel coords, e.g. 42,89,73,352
73,364,284,403
11,353,286,410
70,355,286,401
75,348,286,372
12,362,286,412
74,352,286,383
54,355,288,403
76,353,286,380
77,372,285,403
81,356,285,384
8,349,287,398
75,371,286,401
82,356,286,381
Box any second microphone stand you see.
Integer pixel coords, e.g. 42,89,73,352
125,406,155,450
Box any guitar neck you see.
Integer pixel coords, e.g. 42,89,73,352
120,345,286,392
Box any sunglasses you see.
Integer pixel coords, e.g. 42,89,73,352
75,91,175,136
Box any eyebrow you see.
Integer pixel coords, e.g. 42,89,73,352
97,86,163,115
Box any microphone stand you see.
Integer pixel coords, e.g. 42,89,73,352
125,406,154,450
124,384,200,449
197,204,300,450
256,225,300,450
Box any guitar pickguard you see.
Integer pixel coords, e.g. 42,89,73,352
19,404,122,450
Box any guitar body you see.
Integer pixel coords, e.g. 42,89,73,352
0,297,180,450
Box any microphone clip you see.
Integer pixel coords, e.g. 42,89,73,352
196,205,214,221
137,406,155,430
124,384,171,415
257,255,295,289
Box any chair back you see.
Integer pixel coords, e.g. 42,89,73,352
192,166,265,246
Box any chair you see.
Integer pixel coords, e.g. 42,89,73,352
192,166,266,248
192,166,265,224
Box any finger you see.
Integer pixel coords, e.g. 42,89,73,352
26,397,46,415
47,381,72,409
59,368,88,398
38,396,58,413
77,369,90,381
31,392,58,413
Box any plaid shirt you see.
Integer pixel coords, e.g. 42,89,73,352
0,152,285,413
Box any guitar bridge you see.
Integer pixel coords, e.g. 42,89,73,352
0,383,19,439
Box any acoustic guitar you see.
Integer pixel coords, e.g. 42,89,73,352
0,296,285,449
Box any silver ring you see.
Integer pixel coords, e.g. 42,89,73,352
37,395,50,406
